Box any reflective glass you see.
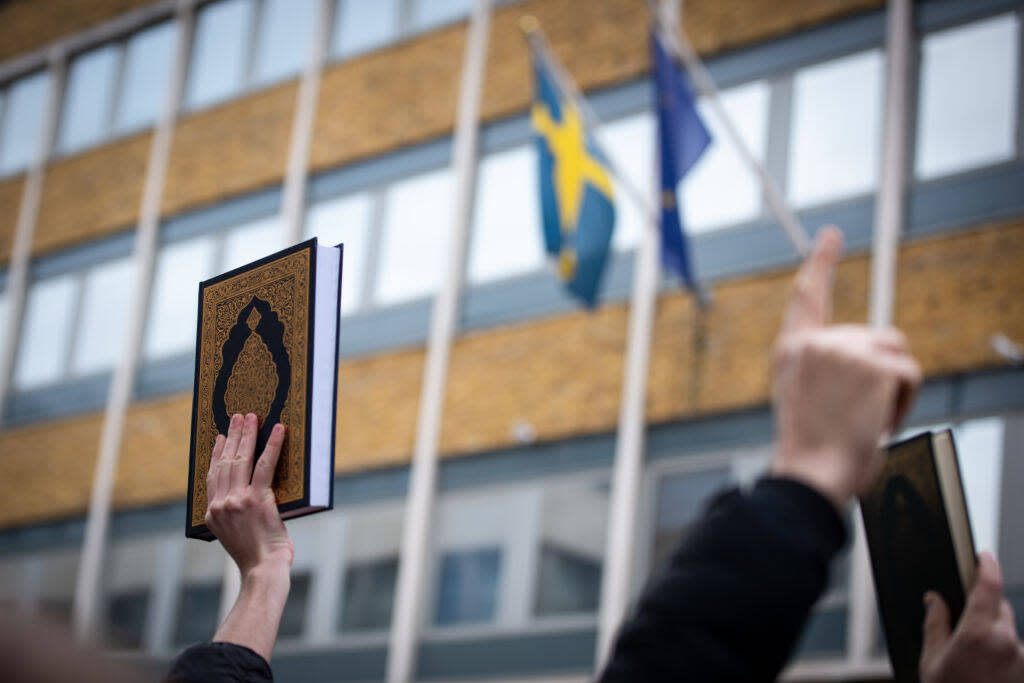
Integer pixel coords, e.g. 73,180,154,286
278,572,311,638
469,145,544,284
412,0,472,31
174,582,221,646
956,417,1004,556
306,192,373,314
600,112,654,251
185,0,254,109
684,80,770,230
14,274,78,389
253,0,318,86
788,50,883,207
71,257,134,376
145,236,217,359
376,167,453,305
0,71,50,176
651,466,731,573
339,503,403,633
107,590,148,649
916,14,1020,180
58,44,121,154
0,291,7,352
115,21,177,134
221,215,284,272
436,548,501,625
332,0,399,58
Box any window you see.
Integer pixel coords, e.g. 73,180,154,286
71,257,134,376
253,0,318,86
278,572,311,639
331,0,400,58
651,466,732,573
684,80,770,230
13,274,78,389
916,14,1020,180
412,0,472,32
107,590,149,649
305,192,374,314
221,215,284,272
469,145,544,284
375,167,454,305
788,50,883,207
0,71,50,176
0,290,8,350
952,417,1004,555
114,21,177,134
174,582,221,646
185,0,255,110
340,556,398,632
57,44,121,155
145,236,218,359
600,112,654,252
435,548,501,626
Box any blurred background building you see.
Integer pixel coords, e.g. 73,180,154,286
0,0,1021,680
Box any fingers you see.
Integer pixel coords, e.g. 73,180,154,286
962,552,1005,629
783,226,843,334
921,590,952,660
251,423,286,491
229,413,259,490
217,413,244,498
206,434,226,502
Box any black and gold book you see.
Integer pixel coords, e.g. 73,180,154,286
860,430,977,682
186,238,343,540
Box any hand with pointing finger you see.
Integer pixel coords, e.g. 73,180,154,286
770,226,923,510
920,552,1024,683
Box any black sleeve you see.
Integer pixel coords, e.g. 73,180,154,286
598,477,847,683
166,641,274,683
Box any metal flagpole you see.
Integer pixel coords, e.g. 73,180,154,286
850,0,912,670
648,0,811,256
0,52,67,427
385,2,490,680
281,0,334,245
72,0,196,640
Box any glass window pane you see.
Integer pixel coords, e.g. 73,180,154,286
435,548,501,626
221,215,284,272
0,291,7,350
651,467,731,573
341,556,397,632
0,71,50,176
114,21,177,134
278,572,311,639
788,50,883,208
376,167,453,305
469,145,544,284
253,0,318,86
174,582,221,646
332,0,399,58
145,236,217,359
412,0,472,32
684,80,770,230
916,14,1020,180
107,590,148,649
956,417,1004,556
71,257,134,376
185,0,254,109
600,113,655,251
306,192,373,314
58,44,121,154
14,274,78,389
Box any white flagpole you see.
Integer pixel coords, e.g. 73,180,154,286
385,2,491,681
72,0,196,640
851,0,912,669
648,1,811,256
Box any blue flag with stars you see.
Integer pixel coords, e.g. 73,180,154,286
531,52,616,308
652,28,711,292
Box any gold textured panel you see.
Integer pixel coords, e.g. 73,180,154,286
35,132,152,255
0,175,25,265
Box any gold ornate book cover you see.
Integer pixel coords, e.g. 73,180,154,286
187,238,342,540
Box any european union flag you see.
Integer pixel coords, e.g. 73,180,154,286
652,28,711,292
531,53,616,308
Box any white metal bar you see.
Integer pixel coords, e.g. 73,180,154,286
649,4,811,256
281,0,334,244
851,0,913,665
385,2,491,680
0,50,67,426
71,0,196,641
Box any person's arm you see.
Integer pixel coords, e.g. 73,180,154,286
167,413,293,682
599,226,922,681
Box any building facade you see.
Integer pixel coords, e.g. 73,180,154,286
0,0,1022,680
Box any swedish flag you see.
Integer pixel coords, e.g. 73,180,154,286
531,53,616,307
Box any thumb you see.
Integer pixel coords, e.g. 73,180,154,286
921,591,952,663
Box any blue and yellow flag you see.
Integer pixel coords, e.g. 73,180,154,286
530,52,616,307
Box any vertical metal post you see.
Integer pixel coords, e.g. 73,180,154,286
281,0,334,244
850,0,912,667
0,52,67,425
72,0,196,640
385,2,490,680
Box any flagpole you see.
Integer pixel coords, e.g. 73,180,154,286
385,2,490,681
647,1,810,256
